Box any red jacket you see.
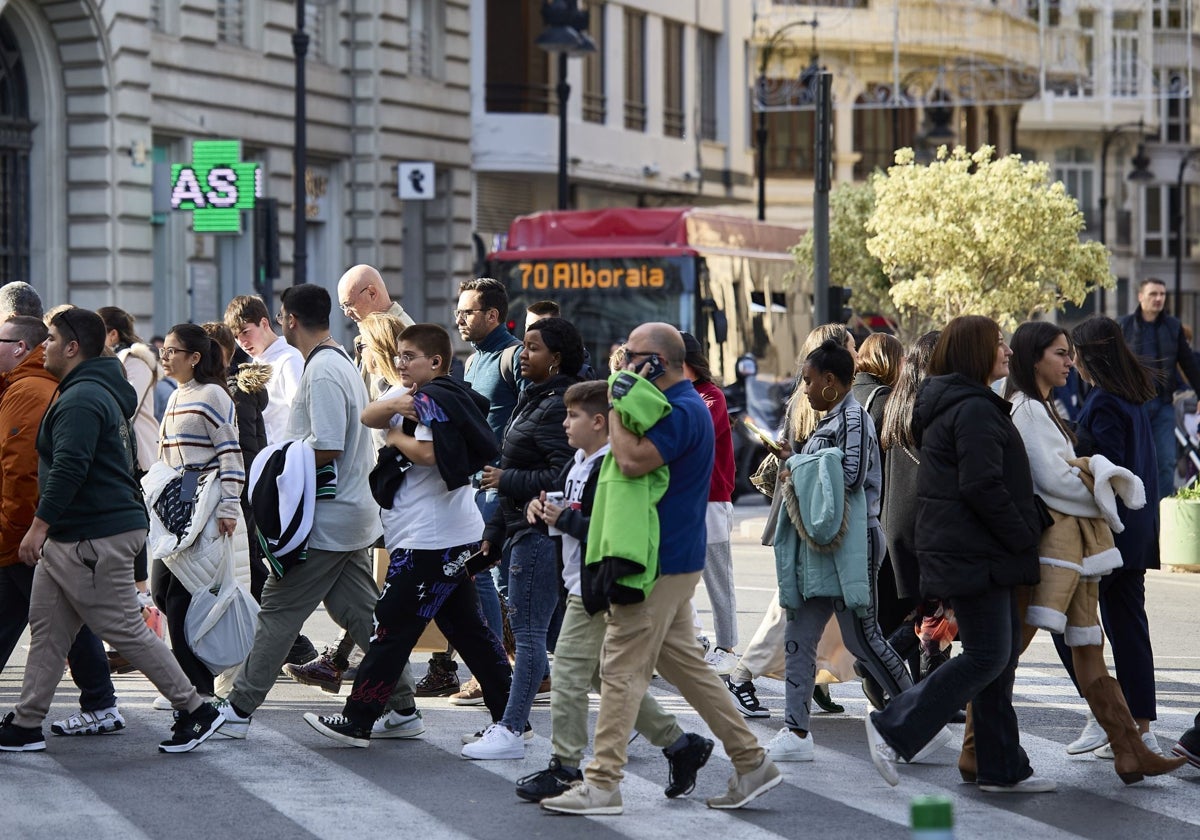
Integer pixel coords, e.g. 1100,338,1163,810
0,347,58,565
695,379,735,503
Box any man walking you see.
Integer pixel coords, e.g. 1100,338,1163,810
225,295,305,447
1120,277,1200,500
216,284,422,740
541,323,779,815
0,309,224,753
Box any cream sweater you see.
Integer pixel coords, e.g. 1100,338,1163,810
1009,392,1102,519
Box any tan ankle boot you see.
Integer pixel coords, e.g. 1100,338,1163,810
958,703,976,782
1084,675,1186,785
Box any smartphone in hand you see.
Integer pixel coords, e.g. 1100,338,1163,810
743,418,783,455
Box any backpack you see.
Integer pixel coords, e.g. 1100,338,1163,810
464,342,520,393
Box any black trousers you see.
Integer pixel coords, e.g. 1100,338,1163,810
151,558,214,696
1052,567,1157,720
343,544,512,729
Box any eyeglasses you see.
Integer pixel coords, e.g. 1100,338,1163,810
392,353,433,368
0,338,22,345
275,310,287,326
56,310,81,347
158,346,188,359
339,286,367,312
623,349,657,366
454,308,487,321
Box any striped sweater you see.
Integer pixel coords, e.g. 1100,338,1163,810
159,380,244,520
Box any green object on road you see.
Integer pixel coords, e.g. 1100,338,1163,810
911,795,953,837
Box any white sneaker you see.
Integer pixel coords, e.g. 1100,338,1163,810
765,727,814,762
907,726,954,763
979,775,1057,793
704,648,739,676
152,695,174,711
460,723,525,760
1066,711,1108,755
462,721,533,745
1096,730,1162,759
50,706,125,736
864,714,899,786
372,710,425,739
211,698,251,739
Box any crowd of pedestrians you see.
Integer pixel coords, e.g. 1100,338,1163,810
0,270,1197,811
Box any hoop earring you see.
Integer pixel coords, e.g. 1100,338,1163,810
821,385,839,402
550,362,559,375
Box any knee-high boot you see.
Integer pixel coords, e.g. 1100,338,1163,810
1084,675,1186,784
958,703,976,783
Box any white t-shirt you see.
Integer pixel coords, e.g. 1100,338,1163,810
254,336,304,445
287,345,382,552
378,385,484,551
561,443,610,597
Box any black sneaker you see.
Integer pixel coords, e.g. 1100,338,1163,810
415,653,460,697
303,712,371,748
0,712,45,752
725,677,771,718
159,702,225,753
854,662,888,711
515,756,583,802
285,634,319,667
663,732,714,798
1172,717,1200,768
812,684,845,714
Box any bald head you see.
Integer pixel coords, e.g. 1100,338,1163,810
625,322,687,390
337,264,393,322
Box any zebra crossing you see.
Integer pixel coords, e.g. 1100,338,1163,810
2,653,1197,840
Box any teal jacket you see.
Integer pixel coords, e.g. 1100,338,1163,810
36,356,148,541
584,371,670,608
774,448,870,616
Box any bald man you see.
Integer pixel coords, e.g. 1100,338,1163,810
541,323,779,816
336,264,414,326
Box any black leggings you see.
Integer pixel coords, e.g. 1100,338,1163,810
151,558,214,696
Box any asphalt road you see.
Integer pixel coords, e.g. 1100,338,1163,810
0,498,1197,839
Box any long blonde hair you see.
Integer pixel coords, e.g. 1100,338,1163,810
358,313,407,387
787,323,851,443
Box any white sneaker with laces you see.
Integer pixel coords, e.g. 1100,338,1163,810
152,695,174,711
864,714,900,786
765,727,814,762
50,706,125,736
704,648,738,676
211,698,251,739
461,723,525,760
979,775,1057,794
1066,711,1108,755
462,722,534,744
372,710,425,739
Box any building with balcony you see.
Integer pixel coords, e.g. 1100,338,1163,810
0,0,473,339
471,0,760,245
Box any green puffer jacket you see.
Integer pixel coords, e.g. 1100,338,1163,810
774,448,870,617
583,371,670,610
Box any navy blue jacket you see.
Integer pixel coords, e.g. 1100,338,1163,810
1074,387,1160,570
1119,307,1200,404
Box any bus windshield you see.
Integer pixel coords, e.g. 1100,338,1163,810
494,256,697,373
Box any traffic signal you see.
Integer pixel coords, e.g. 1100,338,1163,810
828,285,852,324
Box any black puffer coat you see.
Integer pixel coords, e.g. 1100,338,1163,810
483,374,577,546
914,373,1042,599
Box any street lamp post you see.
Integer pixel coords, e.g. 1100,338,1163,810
1174,148,1200,317
753,16,818,222
537,1,596,211
292,0,309,286
1097,119,1152,312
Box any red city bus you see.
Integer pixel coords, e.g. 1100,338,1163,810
486,207,808,384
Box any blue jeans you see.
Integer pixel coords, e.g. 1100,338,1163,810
873,585,1032,786
500,531,559,732
1147,398,1177,503
472,489,504,638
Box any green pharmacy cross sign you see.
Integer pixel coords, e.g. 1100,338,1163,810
170,140,262,233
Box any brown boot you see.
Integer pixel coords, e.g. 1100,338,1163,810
1084,675,1187,785
958,703,977,783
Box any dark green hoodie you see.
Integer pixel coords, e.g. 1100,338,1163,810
36,356,149,541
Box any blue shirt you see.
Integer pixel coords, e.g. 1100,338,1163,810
644,380,714,574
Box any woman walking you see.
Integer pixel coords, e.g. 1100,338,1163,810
463,317,582,759
148,324,246,702
863,315,1051,792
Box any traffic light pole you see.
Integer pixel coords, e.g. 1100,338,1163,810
812,72,832,326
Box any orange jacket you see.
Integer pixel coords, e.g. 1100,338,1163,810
0,347,58,566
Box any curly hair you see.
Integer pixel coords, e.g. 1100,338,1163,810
525,316,584,377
